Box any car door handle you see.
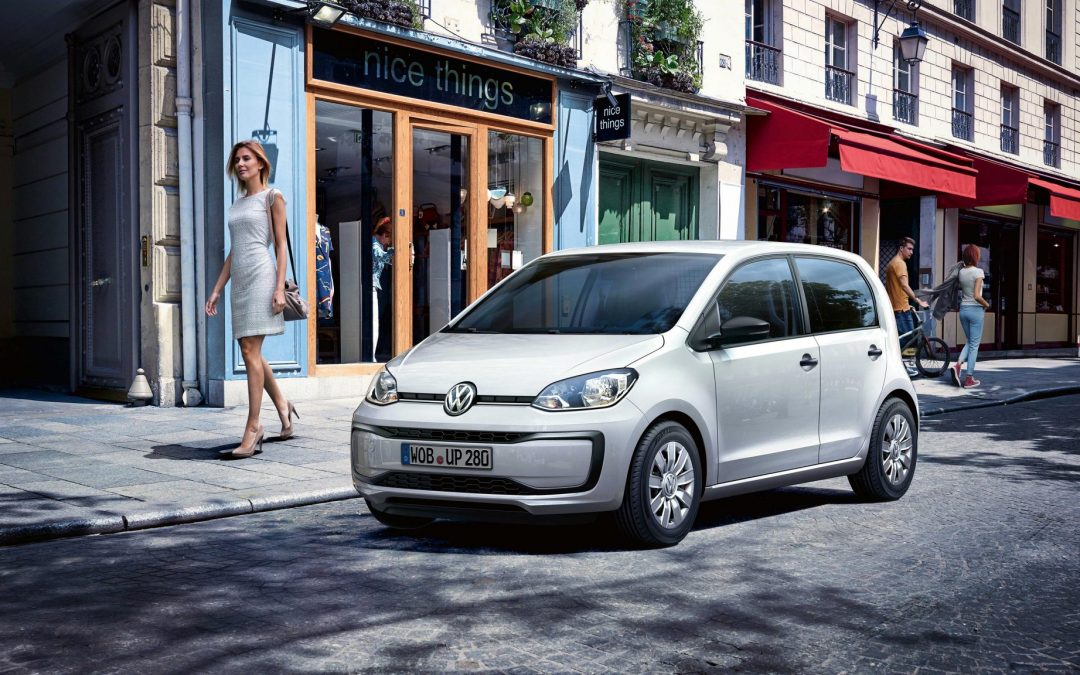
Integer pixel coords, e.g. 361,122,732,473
800,354,818,370
867,345,883,358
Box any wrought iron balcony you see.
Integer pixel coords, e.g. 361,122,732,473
953,0,973,20
893,89,918,125
1046,30,1061,64
1003,8,1020,44
1044,140,1060,167
746,40,781,85
825,65,854,105
952,108,973,141
1000,125,1019,154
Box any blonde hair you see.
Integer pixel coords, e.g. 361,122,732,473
226,139,272,190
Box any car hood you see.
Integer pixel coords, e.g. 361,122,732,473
389,332,665,397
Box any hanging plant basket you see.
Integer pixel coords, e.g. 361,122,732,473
340,0,416,29
514,39,578,68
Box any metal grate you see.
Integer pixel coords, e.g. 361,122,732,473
377,427,531,444
893,89,918,125
953,0,973,20
1044,140,1060,167
1000,125,1019,154
1046,30,1061,64
746,40,781,84
374,471,538,495
1003,8,1020,44
952,108,973,141
879,240,902,283
825,65,854,105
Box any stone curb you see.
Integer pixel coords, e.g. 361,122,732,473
920,385,1080,417
0,486,360,547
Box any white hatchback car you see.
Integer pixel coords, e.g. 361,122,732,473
351,241,918,546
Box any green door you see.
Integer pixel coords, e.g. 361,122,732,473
598,155,698,244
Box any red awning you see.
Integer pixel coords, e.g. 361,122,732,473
1030,177,1080,221
747,96,977,200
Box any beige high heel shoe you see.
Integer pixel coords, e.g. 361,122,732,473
278,402,300,440
227,423,264,458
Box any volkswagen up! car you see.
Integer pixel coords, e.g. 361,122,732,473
351,241,918,546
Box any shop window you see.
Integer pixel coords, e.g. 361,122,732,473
486,132,543,287
756,186,858,252
1036,229,1071,313
313,101,394,364
957,222,994,310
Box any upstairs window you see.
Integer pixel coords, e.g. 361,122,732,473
1045,0,1062,63
745,0,781,84
1003,0,1021,44
1000,85,1019,154
951,65,974,141
824,16,853,104
1044,101,1060,167
893,43,918,125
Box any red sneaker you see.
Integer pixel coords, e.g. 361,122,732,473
951,362,962,387
962,376,980,389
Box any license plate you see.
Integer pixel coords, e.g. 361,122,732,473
401,443,493,470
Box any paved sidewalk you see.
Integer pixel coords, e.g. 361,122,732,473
1,357,1077,545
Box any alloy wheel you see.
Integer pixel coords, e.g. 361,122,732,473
881,413,913,485
648,441,696,529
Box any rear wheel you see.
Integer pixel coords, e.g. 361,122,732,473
848,399,917,501
366,500,434,530
916,337,950,377
615,421,702,547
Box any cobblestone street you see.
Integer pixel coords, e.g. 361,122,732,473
1,397,1078,674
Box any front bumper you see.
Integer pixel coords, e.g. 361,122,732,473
351,398,647,517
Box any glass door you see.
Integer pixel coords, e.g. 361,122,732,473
411,125,472,342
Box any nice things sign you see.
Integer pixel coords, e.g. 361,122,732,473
313,29,554,124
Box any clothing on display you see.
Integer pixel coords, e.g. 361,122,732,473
315,221,334,319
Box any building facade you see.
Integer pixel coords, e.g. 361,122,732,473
743,0,1080,351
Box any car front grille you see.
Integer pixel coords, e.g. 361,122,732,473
373,471,537,495
376,427,531,444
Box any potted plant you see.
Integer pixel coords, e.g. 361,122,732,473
339,0,424,29
492,0,584,68
623,0,702,93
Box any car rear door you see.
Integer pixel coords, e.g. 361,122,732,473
705,257,821,483
792,256,889,464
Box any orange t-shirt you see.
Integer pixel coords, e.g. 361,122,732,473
885,256,910,313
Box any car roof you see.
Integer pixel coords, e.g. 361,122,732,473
545,240,870,267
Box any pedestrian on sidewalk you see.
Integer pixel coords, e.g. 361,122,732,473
953,244,990,389
205,140,299,458
885,237,929,377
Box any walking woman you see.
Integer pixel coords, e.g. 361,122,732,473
952,244,991,388
205,140,298,457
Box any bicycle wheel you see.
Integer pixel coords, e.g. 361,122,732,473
916,337,950,377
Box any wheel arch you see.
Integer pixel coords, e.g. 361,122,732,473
884,388,919,427
642,411,709,486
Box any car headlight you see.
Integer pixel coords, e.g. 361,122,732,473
532,369,638,411
365,368,399,406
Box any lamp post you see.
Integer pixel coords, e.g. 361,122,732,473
872,0,928,64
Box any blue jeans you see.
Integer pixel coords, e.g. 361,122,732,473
958,304,985,377
895,310,914,351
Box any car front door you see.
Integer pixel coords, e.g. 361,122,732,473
793,256,888,464
704,257,821,483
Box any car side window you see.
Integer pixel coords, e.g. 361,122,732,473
715,258,801,341
795,257,878,333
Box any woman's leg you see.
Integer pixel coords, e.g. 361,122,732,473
957,310,971,371
239,336,266,436
962,307,984,378
260,355,289,424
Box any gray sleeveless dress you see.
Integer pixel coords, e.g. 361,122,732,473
229,188,285,339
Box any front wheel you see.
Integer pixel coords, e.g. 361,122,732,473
916,337,950,378
848,398,917,501
615,421,702,547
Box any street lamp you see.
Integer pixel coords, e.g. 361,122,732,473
308,1,346,27
872,0,928,65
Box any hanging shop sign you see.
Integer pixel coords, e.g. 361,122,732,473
312,28,554,124
594,93,631,142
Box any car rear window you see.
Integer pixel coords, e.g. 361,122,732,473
448,252,722,335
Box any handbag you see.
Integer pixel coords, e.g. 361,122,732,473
266,190,309,321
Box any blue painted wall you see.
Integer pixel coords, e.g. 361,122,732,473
221,14,308,379
554,86,598,251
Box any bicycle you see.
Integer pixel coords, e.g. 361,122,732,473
899,309,951,378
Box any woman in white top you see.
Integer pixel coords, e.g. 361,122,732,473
952,244,991,388
205,140,299,457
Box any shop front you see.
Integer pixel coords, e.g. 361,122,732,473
205,8,602,405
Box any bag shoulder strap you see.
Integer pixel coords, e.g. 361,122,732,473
266,188,298,282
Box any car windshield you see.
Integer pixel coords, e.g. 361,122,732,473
447,252,722,335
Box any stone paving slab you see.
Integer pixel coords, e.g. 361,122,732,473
0,356,1077,546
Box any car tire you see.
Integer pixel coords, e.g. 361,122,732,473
615,421,702,547
366,500,434,530
848,398,917,501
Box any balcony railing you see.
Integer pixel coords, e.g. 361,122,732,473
1046,30,1061,64
953,0,974,20
952,108,973,140
1000,125,1019,154
745,40,781,85
1003,8,1020,44
893,90,918,125
1044,140,1060,167
825,65,854,105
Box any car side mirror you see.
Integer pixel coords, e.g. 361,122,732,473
715,316,771,347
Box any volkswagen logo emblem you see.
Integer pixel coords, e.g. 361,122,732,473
444,382,477,416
